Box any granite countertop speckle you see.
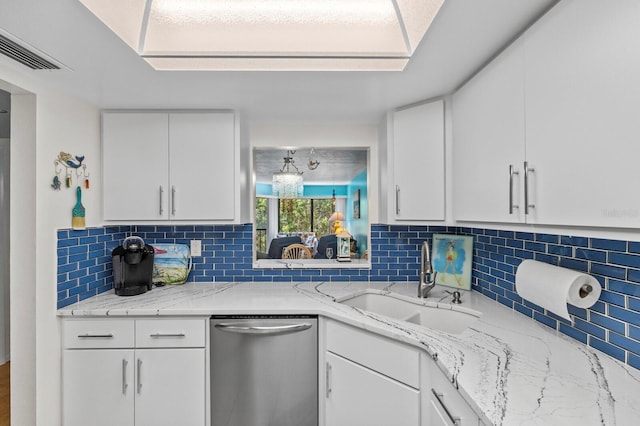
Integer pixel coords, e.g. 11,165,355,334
58,281,640,426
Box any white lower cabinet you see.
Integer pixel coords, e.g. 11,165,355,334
325,352,420,426
61,318,206,426
323,319,484,426
324,320,420,426
134,348,205,426
63,349,135,426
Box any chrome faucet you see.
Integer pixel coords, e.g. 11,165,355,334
419,241,437,298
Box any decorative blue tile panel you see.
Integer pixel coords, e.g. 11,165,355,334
465,227,640,372
57,224,456,306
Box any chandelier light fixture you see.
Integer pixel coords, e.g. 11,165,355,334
272,150,303,198
78,0,445,71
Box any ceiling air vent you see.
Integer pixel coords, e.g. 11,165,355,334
0,32,60,70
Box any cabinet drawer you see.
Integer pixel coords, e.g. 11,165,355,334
136,318,205,348
62,319,134,349
326,320,419,388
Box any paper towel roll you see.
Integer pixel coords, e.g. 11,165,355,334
515,259,601,321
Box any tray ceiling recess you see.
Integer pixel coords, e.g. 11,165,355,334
78,0,445,71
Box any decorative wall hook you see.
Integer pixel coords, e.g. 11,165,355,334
52,151,90,191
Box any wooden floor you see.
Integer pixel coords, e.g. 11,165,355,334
0,362,9,426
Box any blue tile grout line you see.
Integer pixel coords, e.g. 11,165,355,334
57,224,640,371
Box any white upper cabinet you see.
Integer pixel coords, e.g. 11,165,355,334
452,40,526,224
453,0,640,229
524,0,640,228
103,112,169,221
103,111,238,222
168,112,236,221
387,99,445,223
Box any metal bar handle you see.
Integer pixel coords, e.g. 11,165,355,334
431,389,461,425
215,323,312,335
171,186,176,216
159,186,164,216
509,165,520,214
524,161,535,215
395,185,401,215
137,358,142,394
150,333,186,338
77,333,114,339
326,361,332,398
122,359,128,395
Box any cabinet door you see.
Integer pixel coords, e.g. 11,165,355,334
134,348,206,426
325,352,419,426
391,100,445,222
421,355,480,426
62,349,135,426
452,40,526,224
525,0,640,228
103,112,169,220
169,112,236,220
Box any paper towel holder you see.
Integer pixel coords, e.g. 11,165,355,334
579,284,593,299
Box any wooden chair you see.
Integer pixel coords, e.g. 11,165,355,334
282,243,312,260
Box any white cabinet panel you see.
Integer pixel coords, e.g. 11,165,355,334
389,100,445,222
452,40,526,224
524,0,640,228
103,113,169,220
62,349,135,426
103,111,237,222
325,352,420,426
62,318,208,426
169,112,235,220
135,348,206,426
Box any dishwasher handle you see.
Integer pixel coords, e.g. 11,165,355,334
214,323,312,335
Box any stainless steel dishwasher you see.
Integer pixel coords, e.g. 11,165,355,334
210,315,318,426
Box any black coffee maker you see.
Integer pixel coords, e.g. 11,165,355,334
112,236,155,296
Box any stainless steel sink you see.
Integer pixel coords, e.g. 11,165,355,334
338,291,481,334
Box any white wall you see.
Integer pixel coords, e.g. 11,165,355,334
0,138,9,364
0,56,101,425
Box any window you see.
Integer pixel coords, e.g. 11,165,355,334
278,198,333,235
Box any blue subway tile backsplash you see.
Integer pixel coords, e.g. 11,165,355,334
57,224,640,371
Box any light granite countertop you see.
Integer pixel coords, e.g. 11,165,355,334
58,281,640,426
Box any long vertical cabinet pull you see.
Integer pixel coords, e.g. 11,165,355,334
137,358,143,394
395,185,401,215
326,361,332,398
431,389,461,426
524,161,535,215
509,165,520,214
159,186,164,216
171,186,176,216
122,359,128,395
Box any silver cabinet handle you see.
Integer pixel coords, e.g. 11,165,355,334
137,358,142,394
122,359,128,395
431,389,461,425
524,161,535,215
326,361,332,398
171,186,176,216
159,186,164,216
508,165,520,214
149,333,186,338
77,333,114,339
215,323,312,335
395,185,400,215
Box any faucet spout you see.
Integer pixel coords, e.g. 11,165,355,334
419,241,437,298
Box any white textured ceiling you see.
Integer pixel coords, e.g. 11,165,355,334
0,0,558,122
254,148,368,184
